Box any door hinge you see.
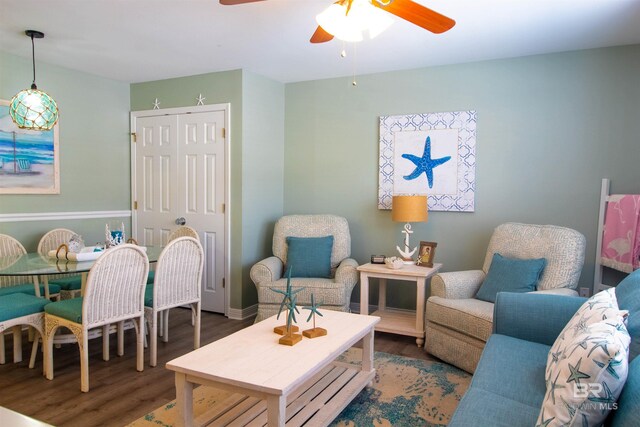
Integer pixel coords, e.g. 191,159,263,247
133,201,138,210
131,132,137,143
222,278,226,288
222,203,225,214
222,127,226,139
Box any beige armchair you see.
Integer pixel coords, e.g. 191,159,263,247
425,223,586,373
250,215,358,323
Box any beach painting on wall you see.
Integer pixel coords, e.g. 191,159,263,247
0,99,60,194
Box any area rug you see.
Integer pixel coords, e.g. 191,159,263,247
127,349,471,427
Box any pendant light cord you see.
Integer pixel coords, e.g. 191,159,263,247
30,33,37,89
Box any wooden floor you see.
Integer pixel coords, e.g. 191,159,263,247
0,309,437,427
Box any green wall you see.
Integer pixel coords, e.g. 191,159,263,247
0,51,131,250
130,70,285,310
284,45,640,308
3,43,639,313
241,71,285,307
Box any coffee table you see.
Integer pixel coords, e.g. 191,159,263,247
166,310,379,427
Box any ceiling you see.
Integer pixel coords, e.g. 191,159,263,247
1,0,640,84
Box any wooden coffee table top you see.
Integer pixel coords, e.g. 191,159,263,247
166,310,379,396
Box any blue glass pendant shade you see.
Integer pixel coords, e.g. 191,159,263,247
9,85,59,131
9,30,59,131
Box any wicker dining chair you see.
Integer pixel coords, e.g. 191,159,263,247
0,233,60,365
144,236,203,367
0,233,59,298
0,293,49,370
37,228,81,300
43,244,149,392
147,225,201,332
168,225,199,242
147,225,199,286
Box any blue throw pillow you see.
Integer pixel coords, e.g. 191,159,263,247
286,236,334,278
475,253,547,303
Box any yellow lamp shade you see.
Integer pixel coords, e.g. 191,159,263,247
392,195,428,223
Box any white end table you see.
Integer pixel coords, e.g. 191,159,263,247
358,262,442,347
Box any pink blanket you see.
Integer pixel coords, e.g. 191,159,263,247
601,194,640,273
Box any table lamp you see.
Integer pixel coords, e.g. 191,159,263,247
392,195,428,264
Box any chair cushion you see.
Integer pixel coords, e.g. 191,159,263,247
615,268,640,360
426,297,494,342
257,277,347,306
147,270,155,285
44,297,83,323
0,293,50,322
49,276,82,291
144,284,154,307
285,236,334,278
482,223,585,291
0,283,61,297
450,334,549,426
473,334,550,408
475,253,546,303
273,215,350,269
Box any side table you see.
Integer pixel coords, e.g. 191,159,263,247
358,262,442,347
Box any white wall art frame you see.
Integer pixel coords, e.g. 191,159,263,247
378,110,476,212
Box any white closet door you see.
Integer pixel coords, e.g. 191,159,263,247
133,108,227,313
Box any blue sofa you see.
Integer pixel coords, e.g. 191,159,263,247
449,269,640,426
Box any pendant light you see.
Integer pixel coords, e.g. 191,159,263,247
9,30,59,131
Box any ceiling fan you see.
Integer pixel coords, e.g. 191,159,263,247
219,0,456,43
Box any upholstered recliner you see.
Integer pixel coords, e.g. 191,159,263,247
425,223,586,373
250,215,358,323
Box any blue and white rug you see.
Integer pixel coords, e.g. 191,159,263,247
129,349,471,427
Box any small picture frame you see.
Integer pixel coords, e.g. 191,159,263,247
416,241,437,267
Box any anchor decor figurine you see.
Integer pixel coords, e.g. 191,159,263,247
396,223,418,264
302,294,326,338
105,222,126,248
270,266,303,346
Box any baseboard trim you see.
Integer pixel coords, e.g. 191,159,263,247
228,304,257,320
0,210,132,223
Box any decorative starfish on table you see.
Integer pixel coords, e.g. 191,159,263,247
285,294,299,333
270,266,302,320
303,294,324,329
401,136,451,188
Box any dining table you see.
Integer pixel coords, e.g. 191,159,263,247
0,245,164,363
0,245,164,298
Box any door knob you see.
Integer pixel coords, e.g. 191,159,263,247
175,217,186,226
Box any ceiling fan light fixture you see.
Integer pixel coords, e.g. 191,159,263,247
316,0,393,42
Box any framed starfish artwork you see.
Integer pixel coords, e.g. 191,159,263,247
378,110,476,212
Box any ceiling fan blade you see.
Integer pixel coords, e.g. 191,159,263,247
219,0,265,5
374,0,455,34
310,26,334,44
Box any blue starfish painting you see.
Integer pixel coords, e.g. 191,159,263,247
402,136,451,188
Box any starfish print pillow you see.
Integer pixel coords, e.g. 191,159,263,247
537,314,630,427
547,288,627,379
